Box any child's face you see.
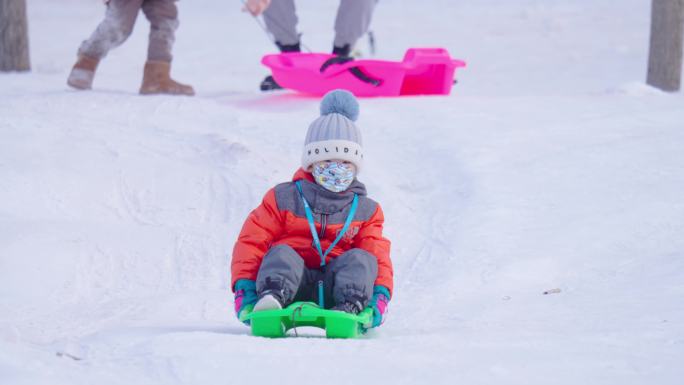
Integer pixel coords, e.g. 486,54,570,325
309,160,356,192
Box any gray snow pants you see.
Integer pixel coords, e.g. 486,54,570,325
262,0,377,48
78,0,179,62
256,244,378,309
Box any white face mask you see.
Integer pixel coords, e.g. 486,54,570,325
312,160,356,192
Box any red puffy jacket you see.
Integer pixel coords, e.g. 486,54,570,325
231,169,393,295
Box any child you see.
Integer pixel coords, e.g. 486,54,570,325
67,0,194,96
231,89,393,329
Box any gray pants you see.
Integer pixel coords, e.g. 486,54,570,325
262,0,377,48
256,244,378,309
78,0,179,62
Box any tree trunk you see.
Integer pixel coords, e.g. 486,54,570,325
0,0,31,72
647,0,684,92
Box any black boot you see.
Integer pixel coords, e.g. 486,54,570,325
276,42,301,53
260,75,283,91
261,42,301,91
331,301,362,314
332,44,351,57
254,277,287,311
331,292,366,315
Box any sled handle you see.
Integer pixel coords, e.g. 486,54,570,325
319,56,383,87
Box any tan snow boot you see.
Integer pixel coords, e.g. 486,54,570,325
67,55,99,90
139,61,195,96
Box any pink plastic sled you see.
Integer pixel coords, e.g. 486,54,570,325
261,48,466,97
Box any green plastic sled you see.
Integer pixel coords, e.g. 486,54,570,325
240,301,373,338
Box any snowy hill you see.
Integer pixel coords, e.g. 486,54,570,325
1,0,683,384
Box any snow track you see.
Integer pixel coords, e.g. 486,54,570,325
1,0,684,384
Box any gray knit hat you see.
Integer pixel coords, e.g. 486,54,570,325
302,89,364,172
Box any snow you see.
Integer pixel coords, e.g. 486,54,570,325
1,0,683,384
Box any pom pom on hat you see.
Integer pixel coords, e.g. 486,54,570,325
302,89,364,172
319,89,359,122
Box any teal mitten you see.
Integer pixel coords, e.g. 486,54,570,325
368,285,391,328
234,279,257,325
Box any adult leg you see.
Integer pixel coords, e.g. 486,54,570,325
141,0,178,62
139,0,194,95
325,248,378,312
262,0,300,48
259,0,300,91
68,0,143,89
77,0,143,60
333,0,377,56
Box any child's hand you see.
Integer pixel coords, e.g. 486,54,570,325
234,279,258,325
368,285,391,329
